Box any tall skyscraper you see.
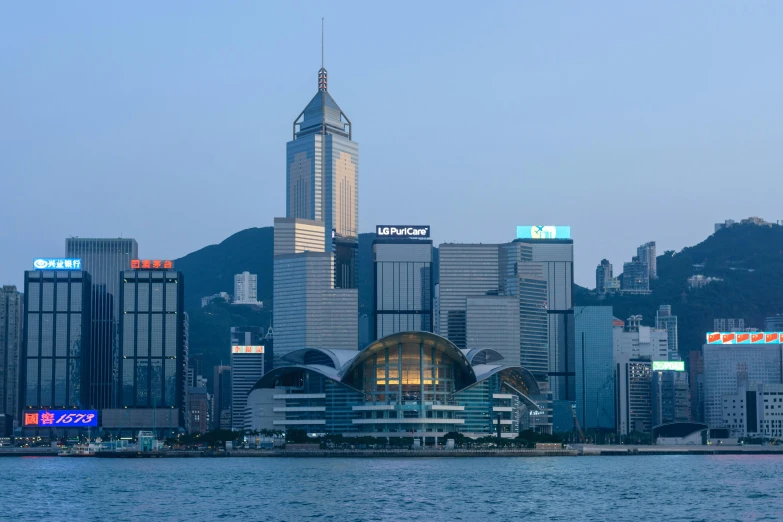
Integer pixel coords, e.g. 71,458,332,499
65,238,138,409
234,272,259,304
230,326,270,431
637,241,657,280
108,265,185,437
574,306,615,431
273,218,358,356
287,55,358,288
616,357,652,435
656,305,679,359
0,286,23,423
465,296,520,366
212,365,232,430
372,235,433,340
21,269,91,428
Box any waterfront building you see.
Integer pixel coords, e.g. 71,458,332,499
107,266,185,437
0,286,23,425
652,369,691,426
613,315,669,362
616,356,652,435
65,238,138,410
637,241,657,280
234,272,260,305
273,219,358,356
372,235,433,340
574,306,615,431
212,365,231,431
246,331,542,439
21,269,92,432
466,296,520,366
689,350,705,422
187,386,209,434
357,232,376,349
230,326,271,431
438,244,500,350
595,259,613,295
656,305,679,360
721,382,783,438
621,257,651,294
702,342,782,429
286,60,358,286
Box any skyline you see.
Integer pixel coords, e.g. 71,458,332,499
3,2,783,288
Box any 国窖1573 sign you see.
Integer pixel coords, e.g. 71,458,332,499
33,258,82,270
376,226,430,238
706,332,783,344
652,361,685,372
23,410,98,427
516,226,571,240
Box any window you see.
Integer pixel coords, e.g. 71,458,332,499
124,282,136,312
137,315,149,356
42,282,54,312
56,314,68,357
27,283,40,312
56,282,69,311
151,283,163,312
27,315,39,356
70,283,82,312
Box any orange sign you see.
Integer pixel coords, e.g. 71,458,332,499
131,259,173,270
24,412,39,426
232,345,264,354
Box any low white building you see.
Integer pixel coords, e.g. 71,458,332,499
722,382,783,438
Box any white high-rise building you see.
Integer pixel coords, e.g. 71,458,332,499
637,241,657,280
613,315,669,361
234,272,259,304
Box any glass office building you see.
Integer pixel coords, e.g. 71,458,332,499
246,332,541,439
574,306,615,431
21,270,92,426
0,286,23,423
111,269,185,435
287,66,358,286
230,326,272,431
372,238,433,341
65,238,138,409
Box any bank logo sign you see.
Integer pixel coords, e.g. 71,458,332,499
706,332,783,344
33,258,82,270
516,226,571,240
652,361,685,372
376,226,430,238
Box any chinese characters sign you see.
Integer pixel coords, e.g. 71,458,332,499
33,258,82,270
23,410,98,427
706,332,783,344
131,259,174,270
232,345,264,354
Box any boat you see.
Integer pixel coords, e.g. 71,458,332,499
58,443,99,457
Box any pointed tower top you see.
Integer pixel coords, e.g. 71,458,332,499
319,18,327,91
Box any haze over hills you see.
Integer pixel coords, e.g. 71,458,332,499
176,221,783,384
575,223,783,357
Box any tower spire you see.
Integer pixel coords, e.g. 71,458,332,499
318,18,327,91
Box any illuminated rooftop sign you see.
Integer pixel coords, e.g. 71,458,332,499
23,410,98,427
232,345,264,354
376,226,430,238
706,332,782,344
652,361,685,372
131,259,174,270
33,258,81,270
516,226,571,240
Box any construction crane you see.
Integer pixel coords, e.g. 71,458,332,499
569,403,585,443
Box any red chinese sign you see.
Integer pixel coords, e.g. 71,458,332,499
131,259,174,270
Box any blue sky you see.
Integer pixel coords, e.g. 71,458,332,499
1,2,782,288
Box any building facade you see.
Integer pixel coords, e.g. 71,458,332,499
212,365,232,430
714,318,746,332
65,238,138,410
722,382,783,438
595,259,613,294
613,315,669,362
234,272,259,304
287,66,358,286
702,343,782,429
0,286,23,424
21,270,92,428
656,305,679,360
621,257,650,294
616,357,652,435
637,241,657,280
574,306,615,431
765,315,783,332
652,369,691,425
372,238,433,341
465,296,520,366
110,268,185,436
230,326,271,431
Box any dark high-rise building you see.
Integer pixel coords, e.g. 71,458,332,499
0,286,23,425
212,365,232,430
287,57,358,287
21,270,92,424
574,306,615,431
372,236,433,340
65,238,138,409
107,267,184,437
230,326,270,431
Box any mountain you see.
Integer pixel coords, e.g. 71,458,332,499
575,223,783,357
174,227,274,309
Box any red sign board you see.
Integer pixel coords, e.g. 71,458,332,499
131,259,173,270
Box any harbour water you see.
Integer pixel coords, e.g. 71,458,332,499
1,455,780,521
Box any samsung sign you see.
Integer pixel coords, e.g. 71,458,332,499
376,226,430,238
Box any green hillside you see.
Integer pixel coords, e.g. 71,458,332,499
575,223,783,356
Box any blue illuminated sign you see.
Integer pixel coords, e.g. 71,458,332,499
23,409,98,427
33,258,81,270
516,226,571,240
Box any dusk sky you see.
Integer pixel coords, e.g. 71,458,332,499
2,2,782,289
